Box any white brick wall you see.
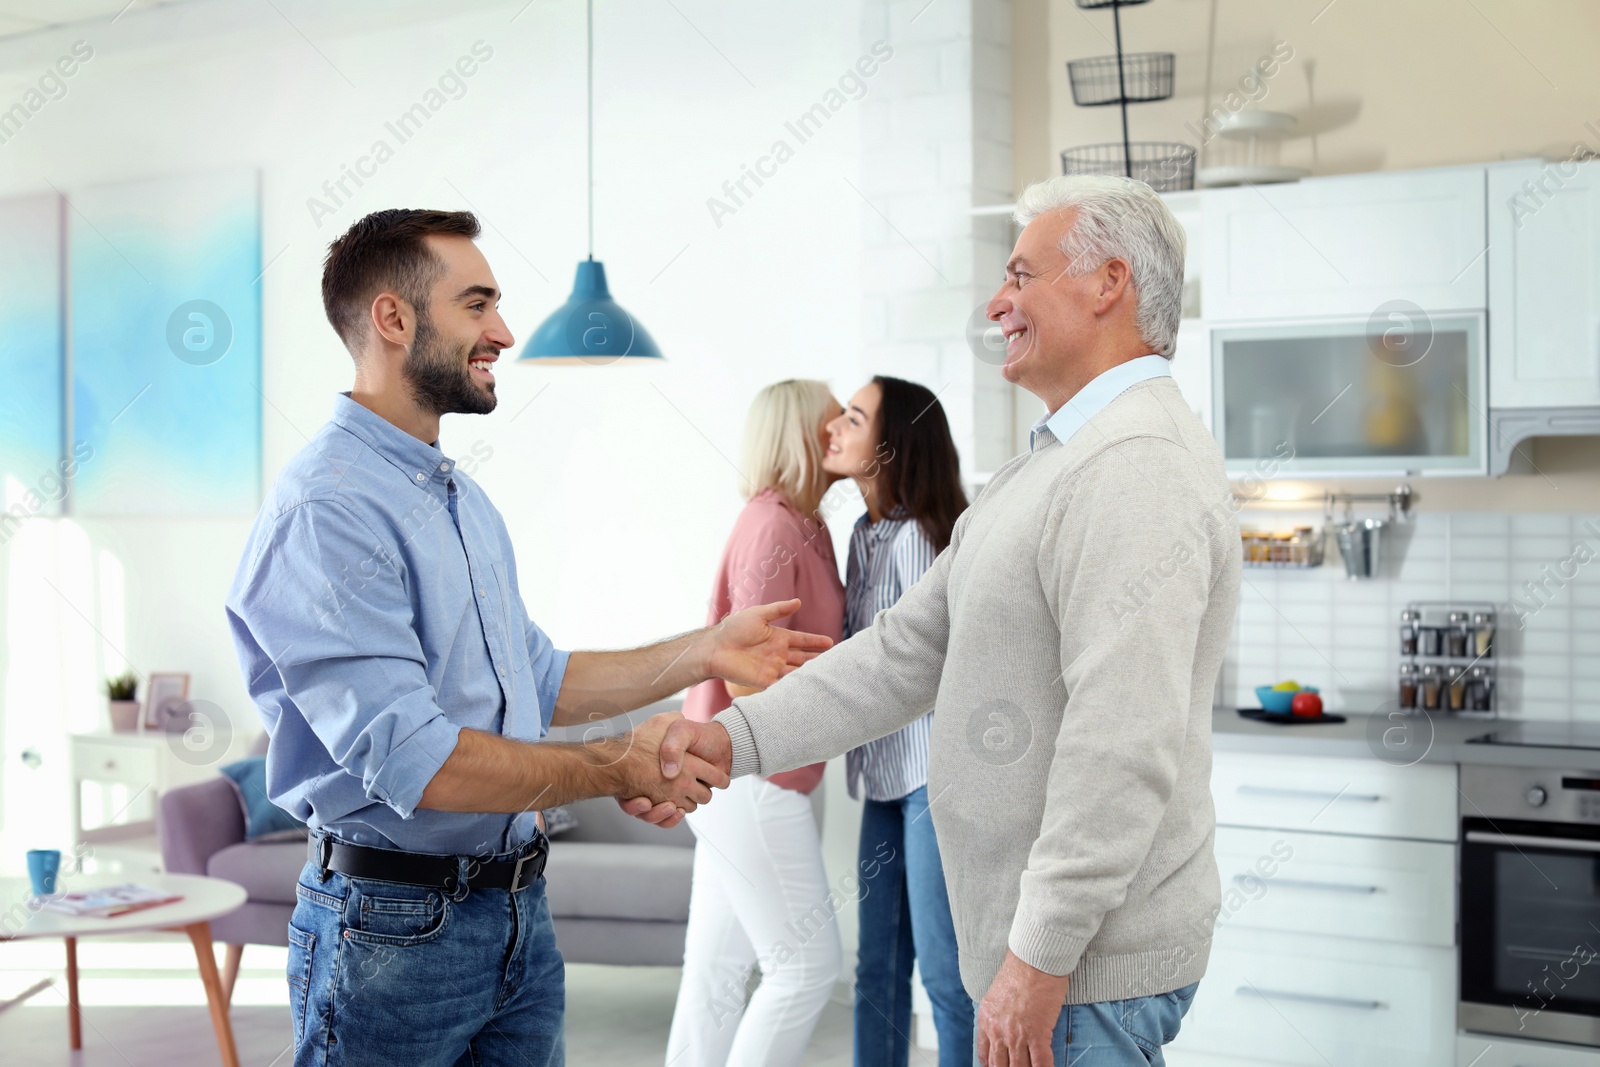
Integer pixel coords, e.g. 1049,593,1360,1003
860,0,1014,477
1222,511,1600,723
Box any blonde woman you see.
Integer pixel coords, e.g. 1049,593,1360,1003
666,380,847,1067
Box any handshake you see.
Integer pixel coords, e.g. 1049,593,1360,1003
609,714,738,829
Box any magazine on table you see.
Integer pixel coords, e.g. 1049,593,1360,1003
38,884,183,918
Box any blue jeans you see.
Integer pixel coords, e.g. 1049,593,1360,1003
287,857,565,1067
974,983,1198,1066
855,785,974,1067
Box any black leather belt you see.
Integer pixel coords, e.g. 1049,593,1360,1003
310,833,547,893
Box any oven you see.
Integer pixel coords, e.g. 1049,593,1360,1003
1460,763,1600,1046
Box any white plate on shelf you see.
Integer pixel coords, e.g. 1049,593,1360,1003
1196,164,1311,187
1215,110,1298,139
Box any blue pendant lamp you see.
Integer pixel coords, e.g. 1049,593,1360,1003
519,0,662,365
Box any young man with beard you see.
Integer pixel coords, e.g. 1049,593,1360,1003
225,209,832,1067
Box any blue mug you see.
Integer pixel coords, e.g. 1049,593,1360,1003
26,849,61,896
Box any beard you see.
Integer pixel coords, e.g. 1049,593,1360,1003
403,313,498,416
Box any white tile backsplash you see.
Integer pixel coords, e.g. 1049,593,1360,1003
1221,510,1600,722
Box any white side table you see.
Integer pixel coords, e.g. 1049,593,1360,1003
1,872,247,1065
69,730,217,871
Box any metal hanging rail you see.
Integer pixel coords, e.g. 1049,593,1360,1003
1232,484,1414,521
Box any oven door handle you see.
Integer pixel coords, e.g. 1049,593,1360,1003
1236,986,1385,1011
1465,831,1600,852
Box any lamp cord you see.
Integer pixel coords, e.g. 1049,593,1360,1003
586,0,594,261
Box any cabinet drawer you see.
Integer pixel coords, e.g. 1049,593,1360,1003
1214,826,1456,947
73,740,158,786
1458,1034,1600,1066
1213,751,1457,841
1171,927,1455,1067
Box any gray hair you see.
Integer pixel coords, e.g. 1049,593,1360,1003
1011,175,1187,357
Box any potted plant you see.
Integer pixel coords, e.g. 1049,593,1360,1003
105,671,140,732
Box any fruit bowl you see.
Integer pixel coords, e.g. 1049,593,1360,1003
1255,685,1319,714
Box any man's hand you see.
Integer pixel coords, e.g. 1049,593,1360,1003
704,599,833,690
616,796,684,828
658,717,733,780
977,950,1071,1067
611,713,730,824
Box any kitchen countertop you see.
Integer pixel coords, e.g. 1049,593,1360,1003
1212,707,1600,770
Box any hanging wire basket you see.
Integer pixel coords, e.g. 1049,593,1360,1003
1067,52,1175,106
1060,142,1196,192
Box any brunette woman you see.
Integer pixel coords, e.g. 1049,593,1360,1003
823,375,972,1067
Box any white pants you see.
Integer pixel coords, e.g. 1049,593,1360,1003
665,774,842,1067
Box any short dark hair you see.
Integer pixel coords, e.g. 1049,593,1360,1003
870,375,968,552
321,209,481,349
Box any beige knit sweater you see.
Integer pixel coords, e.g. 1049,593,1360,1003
715,375,1242,1003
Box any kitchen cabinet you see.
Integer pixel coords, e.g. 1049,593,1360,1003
1169,751,1459,1066
1210,313,1486,476
1170,319,1212,431
1487,160,1600,409
1176,927,1456,1067
1211,750,1458,841
1201,167,1487,322
1212,826,1456,947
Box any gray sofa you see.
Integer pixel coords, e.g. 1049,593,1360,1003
156,705,697,996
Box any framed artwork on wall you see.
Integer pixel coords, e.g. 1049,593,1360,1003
68,169,262,515
0,193,66,516
141,672,191,731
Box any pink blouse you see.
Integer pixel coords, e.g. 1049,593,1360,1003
682,488,845,793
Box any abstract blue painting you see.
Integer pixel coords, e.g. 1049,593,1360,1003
69,170,262,515
0,193,65,517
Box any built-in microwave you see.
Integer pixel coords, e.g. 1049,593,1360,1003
1211,311,1487,477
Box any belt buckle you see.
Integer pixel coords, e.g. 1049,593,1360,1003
511,840,545,892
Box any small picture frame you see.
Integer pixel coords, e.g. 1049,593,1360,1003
142,672,191,732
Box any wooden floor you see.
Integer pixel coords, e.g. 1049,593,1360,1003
0,936,863,1066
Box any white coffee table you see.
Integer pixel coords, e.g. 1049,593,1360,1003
0,872,247,1067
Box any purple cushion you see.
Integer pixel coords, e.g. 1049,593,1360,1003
206,840,306,906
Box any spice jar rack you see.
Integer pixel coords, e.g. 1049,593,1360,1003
1241,525,1325,569
1398,600,1496,717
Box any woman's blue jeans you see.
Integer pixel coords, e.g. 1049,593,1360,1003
854,785,974,1067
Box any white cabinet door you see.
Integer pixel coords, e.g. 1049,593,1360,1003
1170,320,1212,431
1487,160,1600,408
1169,927,1457,1067
1202,167,1487,321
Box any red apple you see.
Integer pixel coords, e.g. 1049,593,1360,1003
1291,691,1323,718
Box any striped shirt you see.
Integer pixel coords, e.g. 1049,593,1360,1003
843,507,938,802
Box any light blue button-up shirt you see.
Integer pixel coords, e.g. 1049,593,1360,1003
226,394,568,855
1030,353,1172,452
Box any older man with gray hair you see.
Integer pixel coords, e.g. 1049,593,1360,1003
654,174,1241,1066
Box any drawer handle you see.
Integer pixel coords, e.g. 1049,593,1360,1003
1232,875,1379,895
1236,785,1381,803
1236,986,1385,1011
1466,830,1600,853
